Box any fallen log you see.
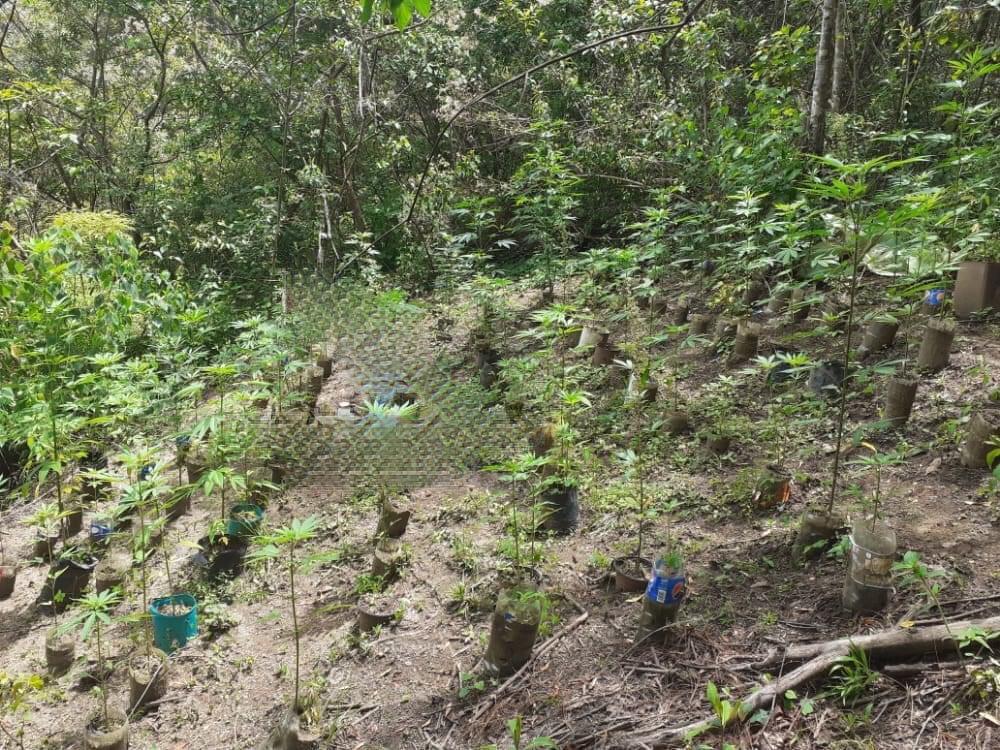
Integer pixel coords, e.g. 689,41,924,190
754,615,1000,669
629,615,1000,748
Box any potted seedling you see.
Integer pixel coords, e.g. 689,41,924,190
634,549,686,647
24,503,62,562
612,448,652,593
953,248,1000,319
60,590,129,750
354,573,396,634
842,444,903,614
536,395,588,536
250,517,319,738
482,453,550,676
115,448,170,714
794,155,920,557
45,544,98,615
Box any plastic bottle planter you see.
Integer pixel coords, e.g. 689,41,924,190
151,594,198,653
664,411,691,436
842,520,896,615
95,552,131,595
688,314,714,336
788,289,811,323
577,324,606,349
922,288,946,315
626,373,658,404
592,333,616,366
954,261,1000,319
166,486,192,521
43,554,98,614
356,594,396,634
315,349,333,380
611,555,652,593
638,292,669,315
483,586,542,677
376,496,411,539
84,706,129,750
226,503,265,540
960,411,1000,470
672,302,690,326
753,465,791,511
742,278,767,307
767,289,791,315
45,628,76,676
32,531,61,561
916,319,956,372
372,538,404,582
792,509,845,562
89,519,115,547
884,376,919,427
128,647,169,714
64,504,84,537
479,361,499,390
0,563,16,599
713,318,737,347
538,484,580,536
857,320,899,359
634,565,686,646
730,322,760,363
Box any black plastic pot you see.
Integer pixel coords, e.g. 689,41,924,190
539,484,580,535
43,553,98,613
592,333,615,366
199,536,247,580
33,531,61,561
64,504,84,537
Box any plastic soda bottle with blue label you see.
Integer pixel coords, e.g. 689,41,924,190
645,557,686,607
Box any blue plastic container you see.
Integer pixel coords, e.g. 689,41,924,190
924,289,946,308
645,559,687,606
89,520,114,545
150,593,198,653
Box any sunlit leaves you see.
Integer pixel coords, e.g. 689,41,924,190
360,0,432,29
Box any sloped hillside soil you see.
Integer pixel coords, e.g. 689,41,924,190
2,280,999,750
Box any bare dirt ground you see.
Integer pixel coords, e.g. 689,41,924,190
2,275,999,749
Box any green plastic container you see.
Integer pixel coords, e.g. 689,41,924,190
226,503,264,539
150,593,198,653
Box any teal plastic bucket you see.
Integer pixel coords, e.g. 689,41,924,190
226,503,264,539
150,594,198,653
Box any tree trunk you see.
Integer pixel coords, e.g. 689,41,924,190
830,0,846,113
808,0,839,153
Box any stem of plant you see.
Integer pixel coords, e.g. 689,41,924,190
96,622,108,727
827,201,863,516
290,543,300,710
